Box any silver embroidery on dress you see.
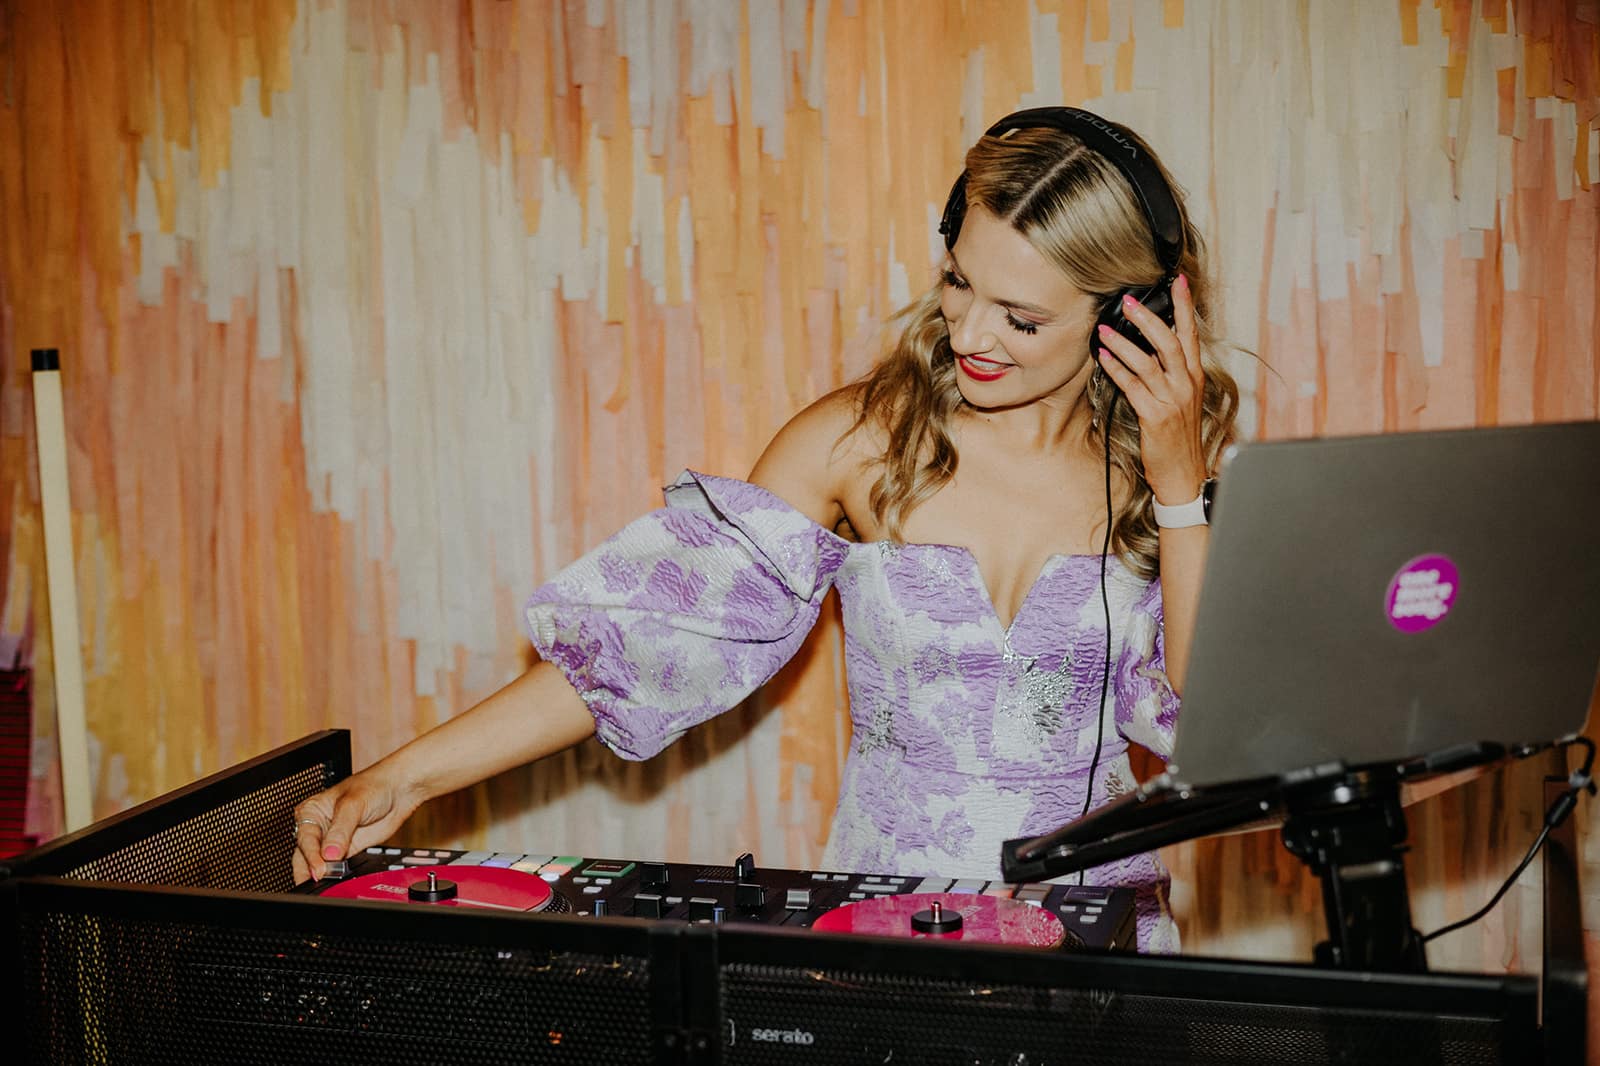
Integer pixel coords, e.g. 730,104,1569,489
993,631,1073,756
855,696,896,755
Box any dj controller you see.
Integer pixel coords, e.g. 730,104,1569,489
14,727,1551,1066
303,845,1138,952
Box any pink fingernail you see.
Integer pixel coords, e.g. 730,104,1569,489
1123,294,1139,308
1097,324,1113,337
1098,347,1112,360
323,845,342,860
1176,273,1189,291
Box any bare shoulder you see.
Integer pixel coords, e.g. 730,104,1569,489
747,384,877,530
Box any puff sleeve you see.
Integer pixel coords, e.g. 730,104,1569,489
523,471,850,761
1113,578,1182,757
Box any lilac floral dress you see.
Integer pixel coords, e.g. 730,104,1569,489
524,471,1181,951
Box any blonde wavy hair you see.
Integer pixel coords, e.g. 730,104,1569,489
849,121,1240,579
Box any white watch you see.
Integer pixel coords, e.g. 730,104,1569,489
1151,479,1216,529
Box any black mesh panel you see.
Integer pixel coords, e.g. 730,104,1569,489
63,763,328,892
19,909,654,1065
719,963,1515,1066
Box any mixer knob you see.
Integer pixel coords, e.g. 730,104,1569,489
784,888,812,911
640,861,669,886
592,898,608,917
688,897,718,921
735,882,766,911
633,893,664,918
734,852,756,881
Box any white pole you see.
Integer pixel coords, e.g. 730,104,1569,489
30,348,93,831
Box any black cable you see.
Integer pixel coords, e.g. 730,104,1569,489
1419,736,1595,944
1077,398,1114,884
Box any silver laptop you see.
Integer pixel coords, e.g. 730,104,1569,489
1166,420,1600,790
1003,420,1599,877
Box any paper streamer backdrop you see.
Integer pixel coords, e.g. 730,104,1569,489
2,0,1596,990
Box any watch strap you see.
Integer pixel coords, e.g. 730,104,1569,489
1152,482,1213,529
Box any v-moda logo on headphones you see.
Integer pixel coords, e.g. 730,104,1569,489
1385,554,1459,633
1069,108,1140,158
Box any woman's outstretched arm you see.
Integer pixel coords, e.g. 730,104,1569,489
292,392,864,883
291,661,595,882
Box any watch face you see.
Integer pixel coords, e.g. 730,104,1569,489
1201,477,1217,521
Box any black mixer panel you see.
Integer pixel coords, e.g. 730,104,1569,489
306,846,1138,952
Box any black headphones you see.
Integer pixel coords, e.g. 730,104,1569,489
937,106,1185,357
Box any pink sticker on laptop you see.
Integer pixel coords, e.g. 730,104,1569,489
1385,554,1458,633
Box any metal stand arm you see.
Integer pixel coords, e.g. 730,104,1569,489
1280,769,1427,972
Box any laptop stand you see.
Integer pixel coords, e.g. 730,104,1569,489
1001,742,1525,973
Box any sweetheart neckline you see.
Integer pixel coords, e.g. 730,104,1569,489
873,542,1124,636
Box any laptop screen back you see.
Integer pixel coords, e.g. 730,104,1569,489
1167,421,1600,789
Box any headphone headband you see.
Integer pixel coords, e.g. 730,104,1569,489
939,106,1185,274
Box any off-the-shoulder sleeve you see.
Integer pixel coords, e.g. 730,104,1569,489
523,471,851,760
1113,578,1181,757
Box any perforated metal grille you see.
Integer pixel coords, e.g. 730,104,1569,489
719,964,1514,1065
19,909,655,1065
64,763,328,892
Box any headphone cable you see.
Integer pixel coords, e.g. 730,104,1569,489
1078,399,1114,884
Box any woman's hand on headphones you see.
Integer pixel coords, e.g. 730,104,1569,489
1092,274,1209,506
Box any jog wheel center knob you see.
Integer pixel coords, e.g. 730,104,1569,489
408,870,458,902
910,899,963,934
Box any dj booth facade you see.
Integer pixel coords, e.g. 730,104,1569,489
0,730,1582,1065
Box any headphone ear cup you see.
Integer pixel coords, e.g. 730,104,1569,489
1093,279,1176,360
939,173,968,251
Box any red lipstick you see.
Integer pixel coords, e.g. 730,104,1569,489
957,355,1013,381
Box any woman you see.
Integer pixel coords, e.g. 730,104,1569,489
293,107,1239,952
